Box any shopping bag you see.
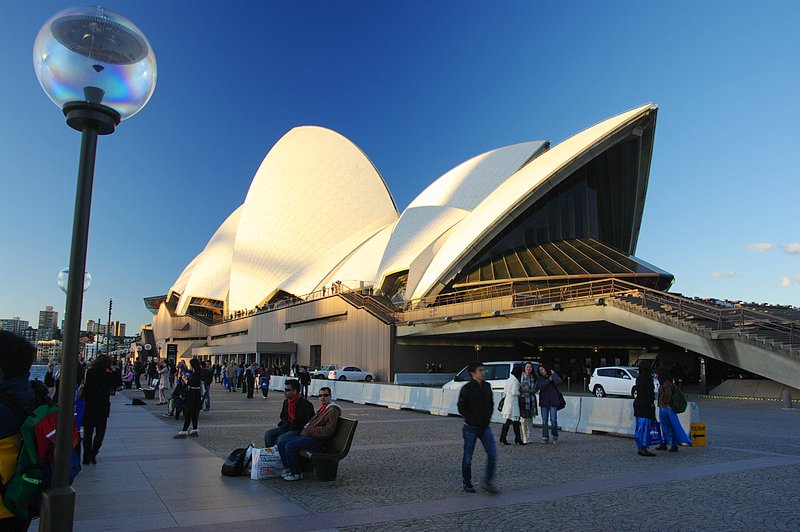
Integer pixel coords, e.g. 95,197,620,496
649,420,663,446
223,374,230,390
250,446,284,480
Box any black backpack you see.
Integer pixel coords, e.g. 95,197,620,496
221,444,254,476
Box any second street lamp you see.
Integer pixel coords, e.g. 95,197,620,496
33,6,156,531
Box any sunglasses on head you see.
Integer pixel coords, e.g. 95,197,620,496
318,393,330,397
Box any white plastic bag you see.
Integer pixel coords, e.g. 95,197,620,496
250,446,284,480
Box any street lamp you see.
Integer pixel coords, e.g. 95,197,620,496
474,344,481,361
33,7,156,531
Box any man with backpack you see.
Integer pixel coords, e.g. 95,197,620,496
0,330,36,531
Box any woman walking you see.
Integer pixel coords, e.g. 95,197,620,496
82,355,115,464
633,361,657,456
499,365,524,445
657,368,692,451
537,365,562,444
157,361,169,405
519,362,538,444
174,358,203,438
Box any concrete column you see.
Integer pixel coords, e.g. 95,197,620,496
781,387,795,410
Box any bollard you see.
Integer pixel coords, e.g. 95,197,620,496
583,377,587,393
781,388,795,410
567,377,571,392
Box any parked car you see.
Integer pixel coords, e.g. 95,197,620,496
443,360,539,393
588,366,659,398
311,364,337,379
327,366,374,382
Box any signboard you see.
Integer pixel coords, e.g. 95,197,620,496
167,344,178,357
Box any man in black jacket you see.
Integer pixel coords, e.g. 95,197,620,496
457,361,498,494
263,379,314,447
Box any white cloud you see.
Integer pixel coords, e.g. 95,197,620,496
780,276,800,287
747,243,774,252
783,243,800,256
712,271,739,278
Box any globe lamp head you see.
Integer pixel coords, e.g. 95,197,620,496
33,6,157,121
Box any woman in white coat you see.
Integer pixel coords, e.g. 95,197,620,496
499,365,524,445
157,361,169,405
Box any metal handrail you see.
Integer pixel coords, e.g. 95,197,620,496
400,277,799,350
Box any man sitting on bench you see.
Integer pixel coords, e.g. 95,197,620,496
277,386,340,481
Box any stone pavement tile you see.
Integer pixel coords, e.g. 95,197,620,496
168,498,307,527
74,489,163,512
136,456,223,480
74,490,168,520
73,512,178,532
73,474,153,496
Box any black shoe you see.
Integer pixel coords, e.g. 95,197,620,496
82,456,90,465
655,444,668,451
669,446,679,452
638,448,656,457
463,484,476,493
90,454,97,464
514,439,525,446
499,439,511,446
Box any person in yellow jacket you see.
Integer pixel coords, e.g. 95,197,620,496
0,331,36,531
277,386,341,481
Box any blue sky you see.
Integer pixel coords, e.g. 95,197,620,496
1,0,798,331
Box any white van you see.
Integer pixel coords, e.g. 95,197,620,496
442,361,539,392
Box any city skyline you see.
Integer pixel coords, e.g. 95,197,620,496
1,1,798,329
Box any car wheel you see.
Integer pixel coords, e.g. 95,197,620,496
365,375,373,382
338,376,346,381
594,385,606,398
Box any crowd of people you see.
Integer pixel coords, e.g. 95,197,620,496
457,359,692,494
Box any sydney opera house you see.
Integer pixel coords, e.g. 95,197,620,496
146,103,675,379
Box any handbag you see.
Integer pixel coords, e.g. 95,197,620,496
497,397,505,412
649,420,663,446
671,386,687,414
556,387,566,411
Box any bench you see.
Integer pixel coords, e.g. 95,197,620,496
299,417,358,481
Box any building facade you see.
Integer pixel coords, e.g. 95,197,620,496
0,317,29,335
37,306,59,341
147,104,676,379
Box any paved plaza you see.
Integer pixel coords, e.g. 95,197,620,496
48,382,800,531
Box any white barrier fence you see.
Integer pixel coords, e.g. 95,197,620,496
270,376,698,437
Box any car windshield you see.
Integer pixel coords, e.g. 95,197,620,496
628,369,639,378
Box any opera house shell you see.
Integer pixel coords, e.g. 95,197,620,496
147,103,673,374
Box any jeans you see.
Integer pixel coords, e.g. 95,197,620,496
203,388,211,410
461,424,496,487
264,427,299,448
278,436,324,474
300,383,308,399
541,406,558,441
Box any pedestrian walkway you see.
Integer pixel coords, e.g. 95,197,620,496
41,383,800,531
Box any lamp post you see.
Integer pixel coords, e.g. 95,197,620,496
474,344,481,361
34,7,156,531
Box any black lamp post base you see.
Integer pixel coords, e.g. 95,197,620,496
39,486,76,532
63,101,120,135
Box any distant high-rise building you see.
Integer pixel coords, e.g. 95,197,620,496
110,321,126,337
37,306,58,341
21,327,37,344
36,339,62,363
0,317,29,335
86,319,100,334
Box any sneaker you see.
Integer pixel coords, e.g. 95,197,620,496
541,438,549,444
463,484,476,493
283,473,303,481
162,413,172,417
189,429,199,437
173,431,188,439
552,439,558,445
281,471,293,479
480,483,499,494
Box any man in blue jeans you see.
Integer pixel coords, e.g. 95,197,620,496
457,361,498,494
